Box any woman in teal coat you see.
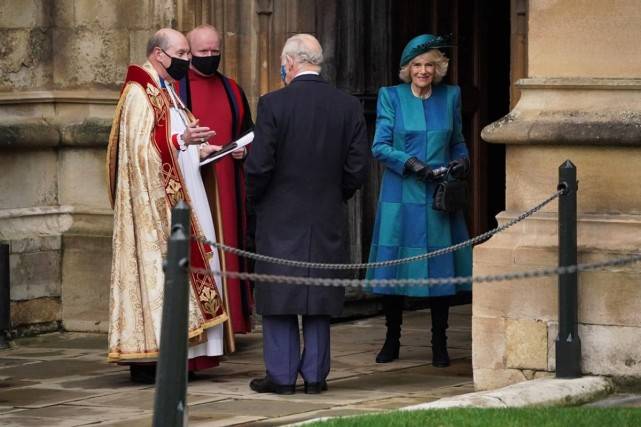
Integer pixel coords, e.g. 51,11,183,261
367,34,472,367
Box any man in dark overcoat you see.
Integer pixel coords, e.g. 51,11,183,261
245,33,369,395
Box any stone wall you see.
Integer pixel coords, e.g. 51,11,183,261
0,0,175,333
474,0,641,389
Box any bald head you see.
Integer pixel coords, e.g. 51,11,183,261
281,33,323,67
146,28,190,82
146,28,188,57
187,25,221,58
187,25,220,45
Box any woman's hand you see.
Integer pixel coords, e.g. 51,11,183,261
448,158,470,179
404,157,435,182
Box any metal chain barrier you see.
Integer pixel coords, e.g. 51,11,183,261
189,252,641,288
198,189,564,270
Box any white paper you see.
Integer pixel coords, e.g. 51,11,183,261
199,131,254,166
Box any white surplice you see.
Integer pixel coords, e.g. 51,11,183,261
169,105,224,358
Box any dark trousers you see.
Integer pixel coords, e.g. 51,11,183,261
262,314,331,386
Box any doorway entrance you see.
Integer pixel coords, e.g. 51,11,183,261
322,0,511,263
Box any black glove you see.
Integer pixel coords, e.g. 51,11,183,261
448,157,470,180
404,157,434,182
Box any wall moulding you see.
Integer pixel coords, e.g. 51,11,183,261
0,90,119,105
482,77,641,146
0,117,113,148
0,206,113,240
0,90,118,148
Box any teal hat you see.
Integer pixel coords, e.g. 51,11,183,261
399,34,453,67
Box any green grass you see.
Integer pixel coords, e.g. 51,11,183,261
307,408,641,427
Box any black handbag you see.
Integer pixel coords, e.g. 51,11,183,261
432,172,468,213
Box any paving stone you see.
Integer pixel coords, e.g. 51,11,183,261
326,367,365,381
217,350,265,365
66,389,225,410
0,414,83,427
99,415,152,427
332,343,380,357
0,378,39,391
189,414,266,426
409,382,476,400
193,362,263,379
6,404,150,423
58,372,151,390
0,358,38,368
1,348,92,361
15,333,106,350
189,397,331,418
232,386,398,406
0,359,120,380
352,396,439,410
332,350,429,374
401,358,474,378
0,387,99,408
250,407,379,426
1,351,66,359
187,369,268,397
329,368,470,394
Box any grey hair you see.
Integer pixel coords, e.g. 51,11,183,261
399,49,449,84
146,32,170,57
281,34,323,66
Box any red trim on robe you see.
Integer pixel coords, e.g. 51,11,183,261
116,65,227,326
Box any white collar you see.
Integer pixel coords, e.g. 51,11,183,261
295,70,320,77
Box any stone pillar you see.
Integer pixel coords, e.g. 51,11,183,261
0,0,174,333
473,0,641,389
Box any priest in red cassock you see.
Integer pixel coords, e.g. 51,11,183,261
179,24,254,335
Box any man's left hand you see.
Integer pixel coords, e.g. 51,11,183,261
231,147,247,160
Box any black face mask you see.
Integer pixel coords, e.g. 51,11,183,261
191,54,221,76
161,49,190,80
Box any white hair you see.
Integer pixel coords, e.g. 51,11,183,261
399,49,449,84
281,34,323,66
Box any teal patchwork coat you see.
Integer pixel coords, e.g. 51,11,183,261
366,83,472,297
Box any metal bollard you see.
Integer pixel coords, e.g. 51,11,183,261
0,244,10,349
153,201,191,427
555,160,582,378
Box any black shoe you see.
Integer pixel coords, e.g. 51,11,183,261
432,338,450,368
304,380,328,394
376,337,400,363
249,376,295,395
130,364,156,384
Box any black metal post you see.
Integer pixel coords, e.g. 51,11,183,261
555,160,581,378
0,243,10,349
153,201,191,427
